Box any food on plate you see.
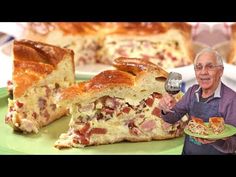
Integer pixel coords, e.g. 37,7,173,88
187,116,225,136
21,22,194,69
54,57,187,149
187,117,210,135
209,117,225,134
5,39,75,133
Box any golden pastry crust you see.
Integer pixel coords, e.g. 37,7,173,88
24,22,191,36
13,39,74,98
59,57,167,101
113,57,169,76
14,40,71,66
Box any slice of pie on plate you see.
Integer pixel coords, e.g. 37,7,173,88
187,117,210,135
209,117,225,134
5,39,75,133
55,57,187,149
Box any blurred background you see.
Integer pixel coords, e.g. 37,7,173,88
0,22,236,93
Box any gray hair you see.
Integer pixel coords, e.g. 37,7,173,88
194,47,224,66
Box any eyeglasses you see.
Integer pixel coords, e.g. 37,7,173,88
194,64,223,71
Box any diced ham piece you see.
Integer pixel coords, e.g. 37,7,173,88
127,120,142,136
159,54,165,60
16,101,24,108
102,107,114,115
152,107,161,117
128,120,135,129
79,123,90,134
105,97,116,109
38,97,47,111
79,136,90,145
89,128,107,136
73,125,106,145
74,123,91,145
171,56,177,61
73,136,89,145
140,120,156,132
145,98,154,107
122,107,131,114
129,127,142,136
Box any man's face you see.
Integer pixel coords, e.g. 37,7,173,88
194,52,223,91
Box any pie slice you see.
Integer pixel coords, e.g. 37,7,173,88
209,117,225,134
187,117,210,135
55,57,186,149
5,39,75,133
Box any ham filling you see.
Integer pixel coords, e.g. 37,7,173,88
67,92,183,146
100,39,189,68
5,83,62,133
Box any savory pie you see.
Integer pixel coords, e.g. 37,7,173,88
97,22,194,69
5,39,75,133
187,117,210,135
21,22,194,69
54,57,187,149
209,117,225,134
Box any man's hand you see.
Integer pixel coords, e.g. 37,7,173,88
158,93,177,113
193,137,216,144
193,136,230,144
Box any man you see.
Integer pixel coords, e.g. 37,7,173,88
159,48,236,155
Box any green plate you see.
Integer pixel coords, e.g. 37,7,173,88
0,87,8,99
0,87,184,154
184,123,236,140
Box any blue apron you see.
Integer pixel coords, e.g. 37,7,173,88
182,96,225,155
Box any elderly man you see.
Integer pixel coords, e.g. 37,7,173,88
159,48,236,155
